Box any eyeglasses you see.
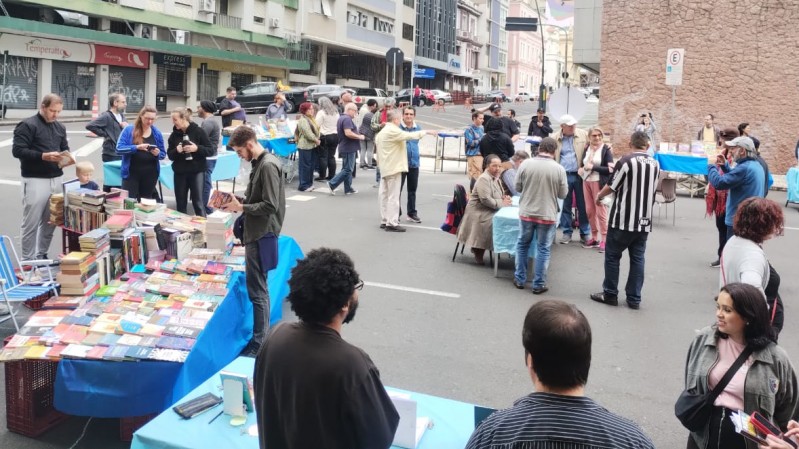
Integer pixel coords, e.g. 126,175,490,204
354,280,364,291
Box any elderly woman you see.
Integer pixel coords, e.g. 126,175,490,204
295,102,321,192
457,154,512,264
683,283,797,449
315,96,340,181
579,127,614,252
720,197,785,335
167,107,214,216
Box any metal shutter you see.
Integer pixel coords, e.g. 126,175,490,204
196,68,219,101
51,61,96,111
108,66,146,111
231,73,254,91
1,56,38,110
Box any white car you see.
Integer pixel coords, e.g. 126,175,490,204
514,92,532,102
430,89,452,103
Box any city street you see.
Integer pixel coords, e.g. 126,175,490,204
0,100,797,448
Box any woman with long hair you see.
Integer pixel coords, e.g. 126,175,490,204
683,283,797,449
578,127,614,253
167,107,214,216
315,97,340,181
116,105,166,201
295,102,321,192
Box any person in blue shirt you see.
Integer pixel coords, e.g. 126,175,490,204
116,106,167,201
707,136,765,241
464,112,485,191
399,107,423,223
75,161,99,190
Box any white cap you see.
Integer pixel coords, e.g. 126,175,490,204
560,114,578,126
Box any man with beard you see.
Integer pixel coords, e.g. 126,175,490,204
254,248,399,449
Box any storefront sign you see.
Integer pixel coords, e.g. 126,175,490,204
346,7,395,34
154,53,191,69
191,58,285,78
0,34,92,62
414,68,435,79
95,45,149,69
447,54,461,72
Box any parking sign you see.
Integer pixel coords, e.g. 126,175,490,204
666,48,684,86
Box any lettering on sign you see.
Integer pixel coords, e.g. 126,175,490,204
346,8,394,35
25,38,72,59
373,17,394,34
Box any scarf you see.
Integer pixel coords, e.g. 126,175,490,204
705,165,728,217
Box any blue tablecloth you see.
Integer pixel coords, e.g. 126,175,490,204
222,136,296,158
102,152,241,191
132,357,477,449
788,167,799,203
492,199,564,257
53,235,304,418
653,152,709,175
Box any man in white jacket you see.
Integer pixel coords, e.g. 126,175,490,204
374,110,436,232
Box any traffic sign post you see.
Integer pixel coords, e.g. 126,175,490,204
666,48,685,141
386,47,404,95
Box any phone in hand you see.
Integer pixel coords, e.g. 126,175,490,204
147,145,157,150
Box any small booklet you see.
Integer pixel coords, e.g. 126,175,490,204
173,392,223,419
730,410,767,445
208,190,235,209
58,151,76,168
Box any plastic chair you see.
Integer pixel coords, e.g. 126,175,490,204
655,178,678,225
0,235,60,331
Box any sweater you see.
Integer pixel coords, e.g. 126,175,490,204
375,123,426,178
12,113,69,178
720,235,770,298
515,156,568,222
166,122,214,174
115,125,167,180
85,110,125,160
707,158,765,226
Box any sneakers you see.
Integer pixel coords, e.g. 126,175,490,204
582,239,600,249
598,241,606,253
710,259,720,268
580,235,590,245
590,292,619,306
559,234,572,244
407,214,422,223
532,286,549,295
513,279,525,289
299,186,315,193
626,300,641,310
345,189,359,195
385,225,406,233
328,182,336,195
372,183,379,188
379,224,386,229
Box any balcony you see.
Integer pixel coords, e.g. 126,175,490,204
214,13,242,30
457,29,482,45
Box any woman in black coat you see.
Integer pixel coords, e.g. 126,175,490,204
479,118,515,170
167,107,214,216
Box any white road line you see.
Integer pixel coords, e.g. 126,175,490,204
0,179,21,186
364,281,460,298
431,193,451,198
785,227,799,231
0,138,13,148
286,194,316,202
403,224,442,231
73,139,104,158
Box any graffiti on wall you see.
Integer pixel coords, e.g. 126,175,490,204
1,56,38,108
109,71,144,108
53,66,95,108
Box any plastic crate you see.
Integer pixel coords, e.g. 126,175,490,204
23,290,54,311
5,360,69,437
120,413,156,442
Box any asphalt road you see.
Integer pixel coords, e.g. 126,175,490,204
1,99,797,448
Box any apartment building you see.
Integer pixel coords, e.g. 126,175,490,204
0,0,308,117
474,0,507,91
412,0,456,90
506,0,542,99
452,0,482,93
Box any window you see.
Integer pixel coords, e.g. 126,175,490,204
403,23,414,41
156,66,187,95
254,16,265,24
312,0,333,17
403,0,413,7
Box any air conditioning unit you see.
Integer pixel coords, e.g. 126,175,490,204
174,30,189,45
458,30,469,38
134,24,155,39
198,0,215,13
269,18,280,28
284,33,298,44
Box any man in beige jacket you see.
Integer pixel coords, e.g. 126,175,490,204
375,110,436,232
551,114,591,244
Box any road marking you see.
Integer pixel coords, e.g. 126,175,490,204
364,281,460,298
0,179,21,186
286,194,316,202
73,139,104,158
402,224,442,231
785,227,799,231
0,138,13,148
432,193,451,198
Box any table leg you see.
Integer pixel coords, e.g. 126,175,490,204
494,252,499,277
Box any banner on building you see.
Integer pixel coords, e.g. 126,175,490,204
0,33,149,68
154,53,191,69
414,68,435,79
95,45,150,69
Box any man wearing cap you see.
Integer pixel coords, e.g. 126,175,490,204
552,114,591,245
707,135,766,240
528,108,553,139
198,100,221,214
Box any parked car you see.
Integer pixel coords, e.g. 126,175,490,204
430,89,452,103
484,90,508,103
352,88,389,108
396,88,434,106
514,92,532,102
306,84,356,104
215,81,306,114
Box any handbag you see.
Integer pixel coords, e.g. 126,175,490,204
674,345,753,431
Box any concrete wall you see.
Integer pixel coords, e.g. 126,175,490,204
599,0,799,173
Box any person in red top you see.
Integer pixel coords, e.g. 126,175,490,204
707,128,739,267
413,84,421,107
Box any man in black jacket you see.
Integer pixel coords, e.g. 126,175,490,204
12,94,70,263
528,108,553,138
86,93,127,191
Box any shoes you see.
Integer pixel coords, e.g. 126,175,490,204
366,165,376,170
582,239,600,249
532,286,549,294
380,224,386,229
361,164,375,170
626,300,641,310
710,259,720,268
559,234,572,244
299,186,315,192
385,225,406,232
407,214,422,223
598,241,605,253
580,235,590,245
328,182,336,195
372,183,379,188
590,292,619,306
513,280,525,289
345,190,359,195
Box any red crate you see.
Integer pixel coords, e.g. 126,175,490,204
5,360,69,437
23,290,54,311
119,413,156,442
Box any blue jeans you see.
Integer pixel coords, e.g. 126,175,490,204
602,227,649,304
559,172,591,236
298,149,315,191
514,221,557,289
203,159,216,214
329,151,356,193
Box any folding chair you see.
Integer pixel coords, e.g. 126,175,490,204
0,235,60,331
655,178,678,226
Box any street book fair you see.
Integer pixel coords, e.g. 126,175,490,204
0,181,303,442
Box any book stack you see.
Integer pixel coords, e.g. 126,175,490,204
57,252,100,296
49,193,64,226
205,211,234,252
104,213,133,233
104,189,128,215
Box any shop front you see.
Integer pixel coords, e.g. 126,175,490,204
1,54,39,110
154,53,190,112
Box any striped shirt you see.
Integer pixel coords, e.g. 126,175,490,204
608,152,660,232
466,393,654,449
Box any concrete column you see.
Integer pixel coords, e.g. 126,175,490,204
96,65,110,114
39,59,52,101
187,68,199,106
145,55,157,106
318,44,328,84
220,72,232,92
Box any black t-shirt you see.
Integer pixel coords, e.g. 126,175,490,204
255,322,399,449
130,134,158,173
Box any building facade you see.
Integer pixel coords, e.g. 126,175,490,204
412,0,457,90
291,0,415,91
0,0,307,117
474,0,507,91
452,0,483,93
506,0,542,99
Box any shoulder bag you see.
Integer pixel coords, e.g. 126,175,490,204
675,345,753,432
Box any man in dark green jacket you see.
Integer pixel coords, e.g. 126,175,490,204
222,126,286,356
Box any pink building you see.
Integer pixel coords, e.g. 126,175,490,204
506,0,543,100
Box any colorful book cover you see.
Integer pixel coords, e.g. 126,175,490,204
156,336,196,351
162,325,202,339
117,334,142,346
147,348,189,363
23,345,51,360
138,336,159,347
60,325,89,344
86,345,109,360
5,335,41,348
115,320,143,335
89,321,119,334
103,345,132,361
81,332,104,346
98,333,122,346
140,324,165,337
46,344,68,360
61,344,93,359
17,325,57,337
126,346,153,360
